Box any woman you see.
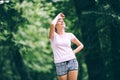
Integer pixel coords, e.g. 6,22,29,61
49,13,84,80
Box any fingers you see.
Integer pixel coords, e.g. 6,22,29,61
58,13,65,18
60,13,65,18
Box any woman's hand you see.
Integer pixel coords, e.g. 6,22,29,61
51,12,65,25
58,13,65,19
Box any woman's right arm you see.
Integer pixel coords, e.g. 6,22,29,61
48,13,65,39
48,24,55,39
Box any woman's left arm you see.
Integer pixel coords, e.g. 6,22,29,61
72,37,84,54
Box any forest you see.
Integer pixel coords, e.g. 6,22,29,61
0,0,120,80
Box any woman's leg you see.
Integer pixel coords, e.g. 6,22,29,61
58,74,67,80
67,70,78,80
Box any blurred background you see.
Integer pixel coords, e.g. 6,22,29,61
0,0,120,80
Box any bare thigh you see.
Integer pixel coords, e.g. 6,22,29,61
68,70,78,80
58,74,67,80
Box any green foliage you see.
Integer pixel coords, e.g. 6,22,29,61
0,1,25,80
13,26,52,72
13,0,54,73
0,0,56,80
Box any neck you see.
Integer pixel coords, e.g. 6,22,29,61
57,29,65,35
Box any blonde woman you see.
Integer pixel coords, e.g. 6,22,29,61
49,13,84,80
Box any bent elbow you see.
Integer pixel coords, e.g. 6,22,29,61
79,44,84,50
81,44,84,49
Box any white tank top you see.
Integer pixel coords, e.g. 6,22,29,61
50,32,76,63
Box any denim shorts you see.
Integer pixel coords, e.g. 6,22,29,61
55,58,78,76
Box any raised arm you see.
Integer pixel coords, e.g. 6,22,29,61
48,13,65,39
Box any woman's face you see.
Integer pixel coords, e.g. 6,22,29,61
56,18,66,29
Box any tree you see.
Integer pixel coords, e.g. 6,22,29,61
74,0,120,80
0,0,56,80
0,0,32,80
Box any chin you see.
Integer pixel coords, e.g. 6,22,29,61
63,25,66,27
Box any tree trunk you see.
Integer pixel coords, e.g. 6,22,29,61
74,0,106,80
110,19,120,80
